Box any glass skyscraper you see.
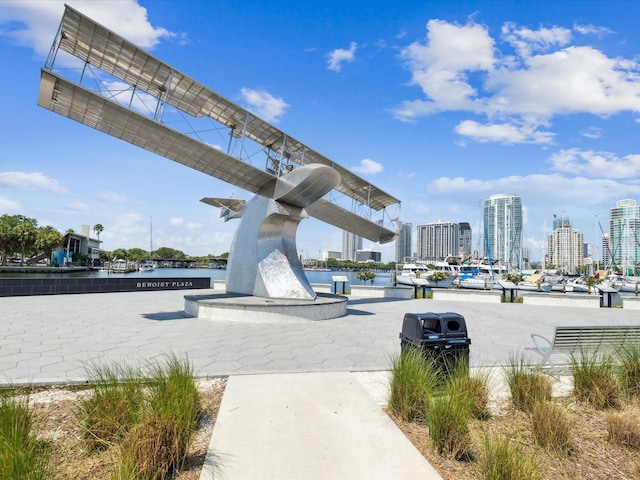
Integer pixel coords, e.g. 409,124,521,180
608,199,640,274
483,194,523,269
395,222,412,262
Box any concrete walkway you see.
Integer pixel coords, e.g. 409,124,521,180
1,289,639,479
204,371,441,480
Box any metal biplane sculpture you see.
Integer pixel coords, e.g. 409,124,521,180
37,6,400,300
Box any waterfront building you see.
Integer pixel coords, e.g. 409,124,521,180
483,194,523,269
342,231,362,262
458,222,472,258
547,215,584,274
53,224,102,266
608,199,640,274
395,221,412,262
322,250,341,260
416,221,459,263
356,249,382,263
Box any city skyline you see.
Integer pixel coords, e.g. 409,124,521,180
2,1,640,262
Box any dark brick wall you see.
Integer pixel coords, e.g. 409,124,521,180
0,277,211,297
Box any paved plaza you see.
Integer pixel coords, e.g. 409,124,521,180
2,289,639,480
1,288,638,385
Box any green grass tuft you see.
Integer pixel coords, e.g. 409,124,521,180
388,347,440,422
0,389,54,480
477,431,543,480
571,351,622,409
503,353,552,412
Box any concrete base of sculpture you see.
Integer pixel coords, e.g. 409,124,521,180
183,292,348,323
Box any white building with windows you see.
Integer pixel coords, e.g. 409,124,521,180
483,194,522,269
609,199,640,274
416,221,459,262
547,216,584,274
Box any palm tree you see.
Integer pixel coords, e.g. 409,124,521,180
0,214,19,265
35,226,63,266
15,216,38,266
93,223,104,240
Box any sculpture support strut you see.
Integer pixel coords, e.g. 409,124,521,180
226,195,315,300
224,163,341,300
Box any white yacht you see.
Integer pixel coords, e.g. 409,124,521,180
396,262,455,288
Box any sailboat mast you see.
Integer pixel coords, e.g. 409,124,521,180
149,216,153,257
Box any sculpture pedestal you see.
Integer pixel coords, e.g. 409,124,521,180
184,292,348,323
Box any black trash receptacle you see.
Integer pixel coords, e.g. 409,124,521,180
399,312,470,373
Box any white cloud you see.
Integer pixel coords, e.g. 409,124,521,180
96,190,129,203
428,173,640,209
581,126,602,139
573,23,613,38
501,22,571,58
454,120,554,144
186,222,202,229
169,217,184,226
392,19,495,121
64,201,89,211
327,41,357,72
393,19,640,143
0,171,67,193
0,1,178,58
240,88,289,123
549,148,640,179
352,158,383,175
487,46,640,117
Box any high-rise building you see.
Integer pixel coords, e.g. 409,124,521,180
356,249,382,262
395,222,412,263
602,233,610,270
547,215,584,274
483,194,523,269
416,221,459,262
342,231,362,262
458,222,472,258
608,199,640,274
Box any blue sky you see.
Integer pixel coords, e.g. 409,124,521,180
1,0,639,262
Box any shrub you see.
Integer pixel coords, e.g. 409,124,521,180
531,401,573,455
116,355,202,477
477,431,542,480
426,391,472,459
76,363,145,451
115,413,182,480
448,369,490,420
617,344,640,398
606,409,640,449
503,354,552,412
388,347,439,422
572,351,622,409
0,389,54,480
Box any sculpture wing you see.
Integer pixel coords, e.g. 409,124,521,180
306,199,396,244
200,197,246,221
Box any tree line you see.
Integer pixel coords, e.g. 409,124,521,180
0,214,227,267
0,214,63,267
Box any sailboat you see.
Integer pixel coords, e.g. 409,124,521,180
139,217,155,272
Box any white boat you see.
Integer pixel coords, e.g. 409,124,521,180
606,275,640,293
396,262,455,288
139,260,154,272
454,274,495,290
517,273,552,292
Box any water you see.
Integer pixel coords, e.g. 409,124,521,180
2,267,393,287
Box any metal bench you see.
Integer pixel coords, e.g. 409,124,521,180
529,325,640,369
